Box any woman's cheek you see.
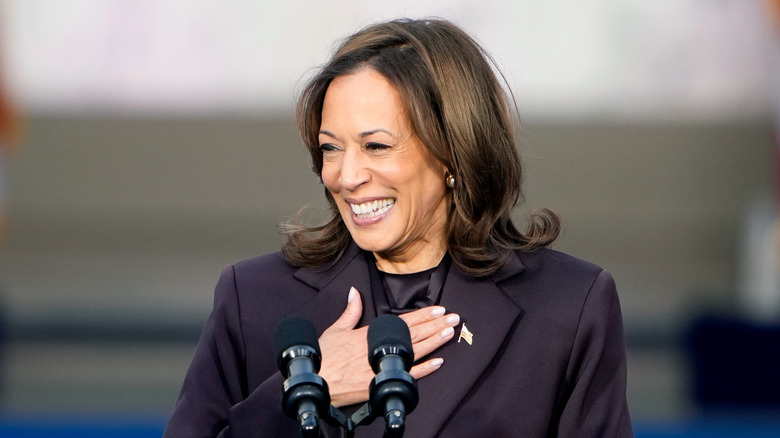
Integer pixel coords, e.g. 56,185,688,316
321,166,339,192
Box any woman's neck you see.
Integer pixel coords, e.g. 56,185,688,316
373,243,447,274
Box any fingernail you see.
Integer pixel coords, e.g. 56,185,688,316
430,358,444,368
348,287,357,303
440,327,455,338
445,314,460,326
430,306,446,317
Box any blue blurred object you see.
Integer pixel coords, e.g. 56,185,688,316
2,415,780,437
0,416,166,438
688,315,780,407
633,415,780,438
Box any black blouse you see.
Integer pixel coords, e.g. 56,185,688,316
365,252,450,316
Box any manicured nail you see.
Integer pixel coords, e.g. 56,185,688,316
431,306,446,317
445,314,460,326
348,287,357,303
430,358,444,368
440,327,455,338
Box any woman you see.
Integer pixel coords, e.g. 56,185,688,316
165,18,632,437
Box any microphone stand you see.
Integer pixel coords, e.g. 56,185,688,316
323,402,375,438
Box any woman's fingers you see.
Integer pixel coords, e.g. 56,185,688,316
405,312,460,343
399,306,460,360
412,324,456,360
410,357,445,380
329,286,363,331
399,307,460,337
399,306,447,326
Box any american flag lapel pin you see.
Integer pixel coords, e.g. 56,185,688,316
458,323,473,345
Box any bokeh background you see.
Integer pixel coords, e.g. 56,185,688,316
1,0,779,436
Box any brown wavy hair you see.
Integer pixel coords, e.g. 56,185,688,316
282,18,559,277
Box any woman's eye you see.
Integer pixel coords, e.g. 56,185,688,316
365,142,391,151
319,143,338,152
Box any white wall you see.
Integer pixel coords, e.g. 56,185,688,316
1,0,772,121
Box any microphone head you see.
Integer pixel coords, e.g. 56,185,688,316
368,315,413,372
274,315,320,371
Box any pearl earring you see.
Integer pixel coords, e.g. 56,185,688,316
445,173,456,189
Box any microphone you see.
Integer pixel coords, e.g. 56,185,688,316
274,315,330,438
367,315,419,438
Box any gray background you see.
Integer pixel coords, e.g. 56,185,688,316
0,116,771,419
0,0,776,427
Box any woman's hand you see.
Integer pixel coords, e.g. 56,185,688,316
318,286,460,408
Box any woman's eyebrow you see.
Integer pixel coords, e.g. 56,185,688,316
319,128,397,140
359,128,397,138
318,129,339,140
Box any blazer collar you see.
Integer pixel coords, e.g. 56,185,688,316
294,243,526,437
293,242,377,332
293,241,527,289
492,249,526,283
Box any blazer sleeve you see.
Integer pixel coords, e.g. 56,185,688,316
555,270,634,437
163,265,297,438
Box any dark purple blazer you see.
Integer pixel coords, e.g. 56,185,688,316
164,243,633,437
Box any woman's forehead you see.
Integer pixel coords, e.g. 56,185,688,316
320,70,410,135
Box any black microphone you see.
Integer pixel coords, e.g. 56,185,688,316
274,315,330,438
367,315,419,438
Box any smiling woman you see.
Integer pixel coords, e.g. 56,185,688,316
287,19,562,279
318,69,450,274
164,18,632,437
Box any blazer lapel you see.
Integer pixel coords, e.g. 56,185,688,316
411,255,525,437
293,242,377,334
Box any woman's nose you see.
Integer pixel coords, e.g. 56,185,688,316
339,148,370,191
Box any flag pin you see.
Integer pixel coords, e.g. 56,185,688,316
458,323,473,345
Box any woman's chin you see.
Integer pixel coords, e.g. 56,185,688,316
350,236,392,254
342,210,396,248
347,226,399,254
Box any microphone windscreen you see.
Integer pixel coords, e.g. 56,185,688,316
274,314,320,361
368,314,412,355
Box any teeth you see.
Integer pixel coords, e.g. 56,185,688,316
349,198,395,219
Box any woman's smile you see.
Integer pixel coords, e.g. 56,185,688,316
347,198,396,222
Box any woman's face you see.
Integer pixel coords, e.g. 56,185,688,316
319,68,449,270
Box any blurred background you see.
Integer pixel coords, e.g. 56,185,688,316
1,0,779,436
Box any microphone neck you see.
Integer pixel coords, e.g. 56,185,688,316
378,354,406,373
288,355,317,376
